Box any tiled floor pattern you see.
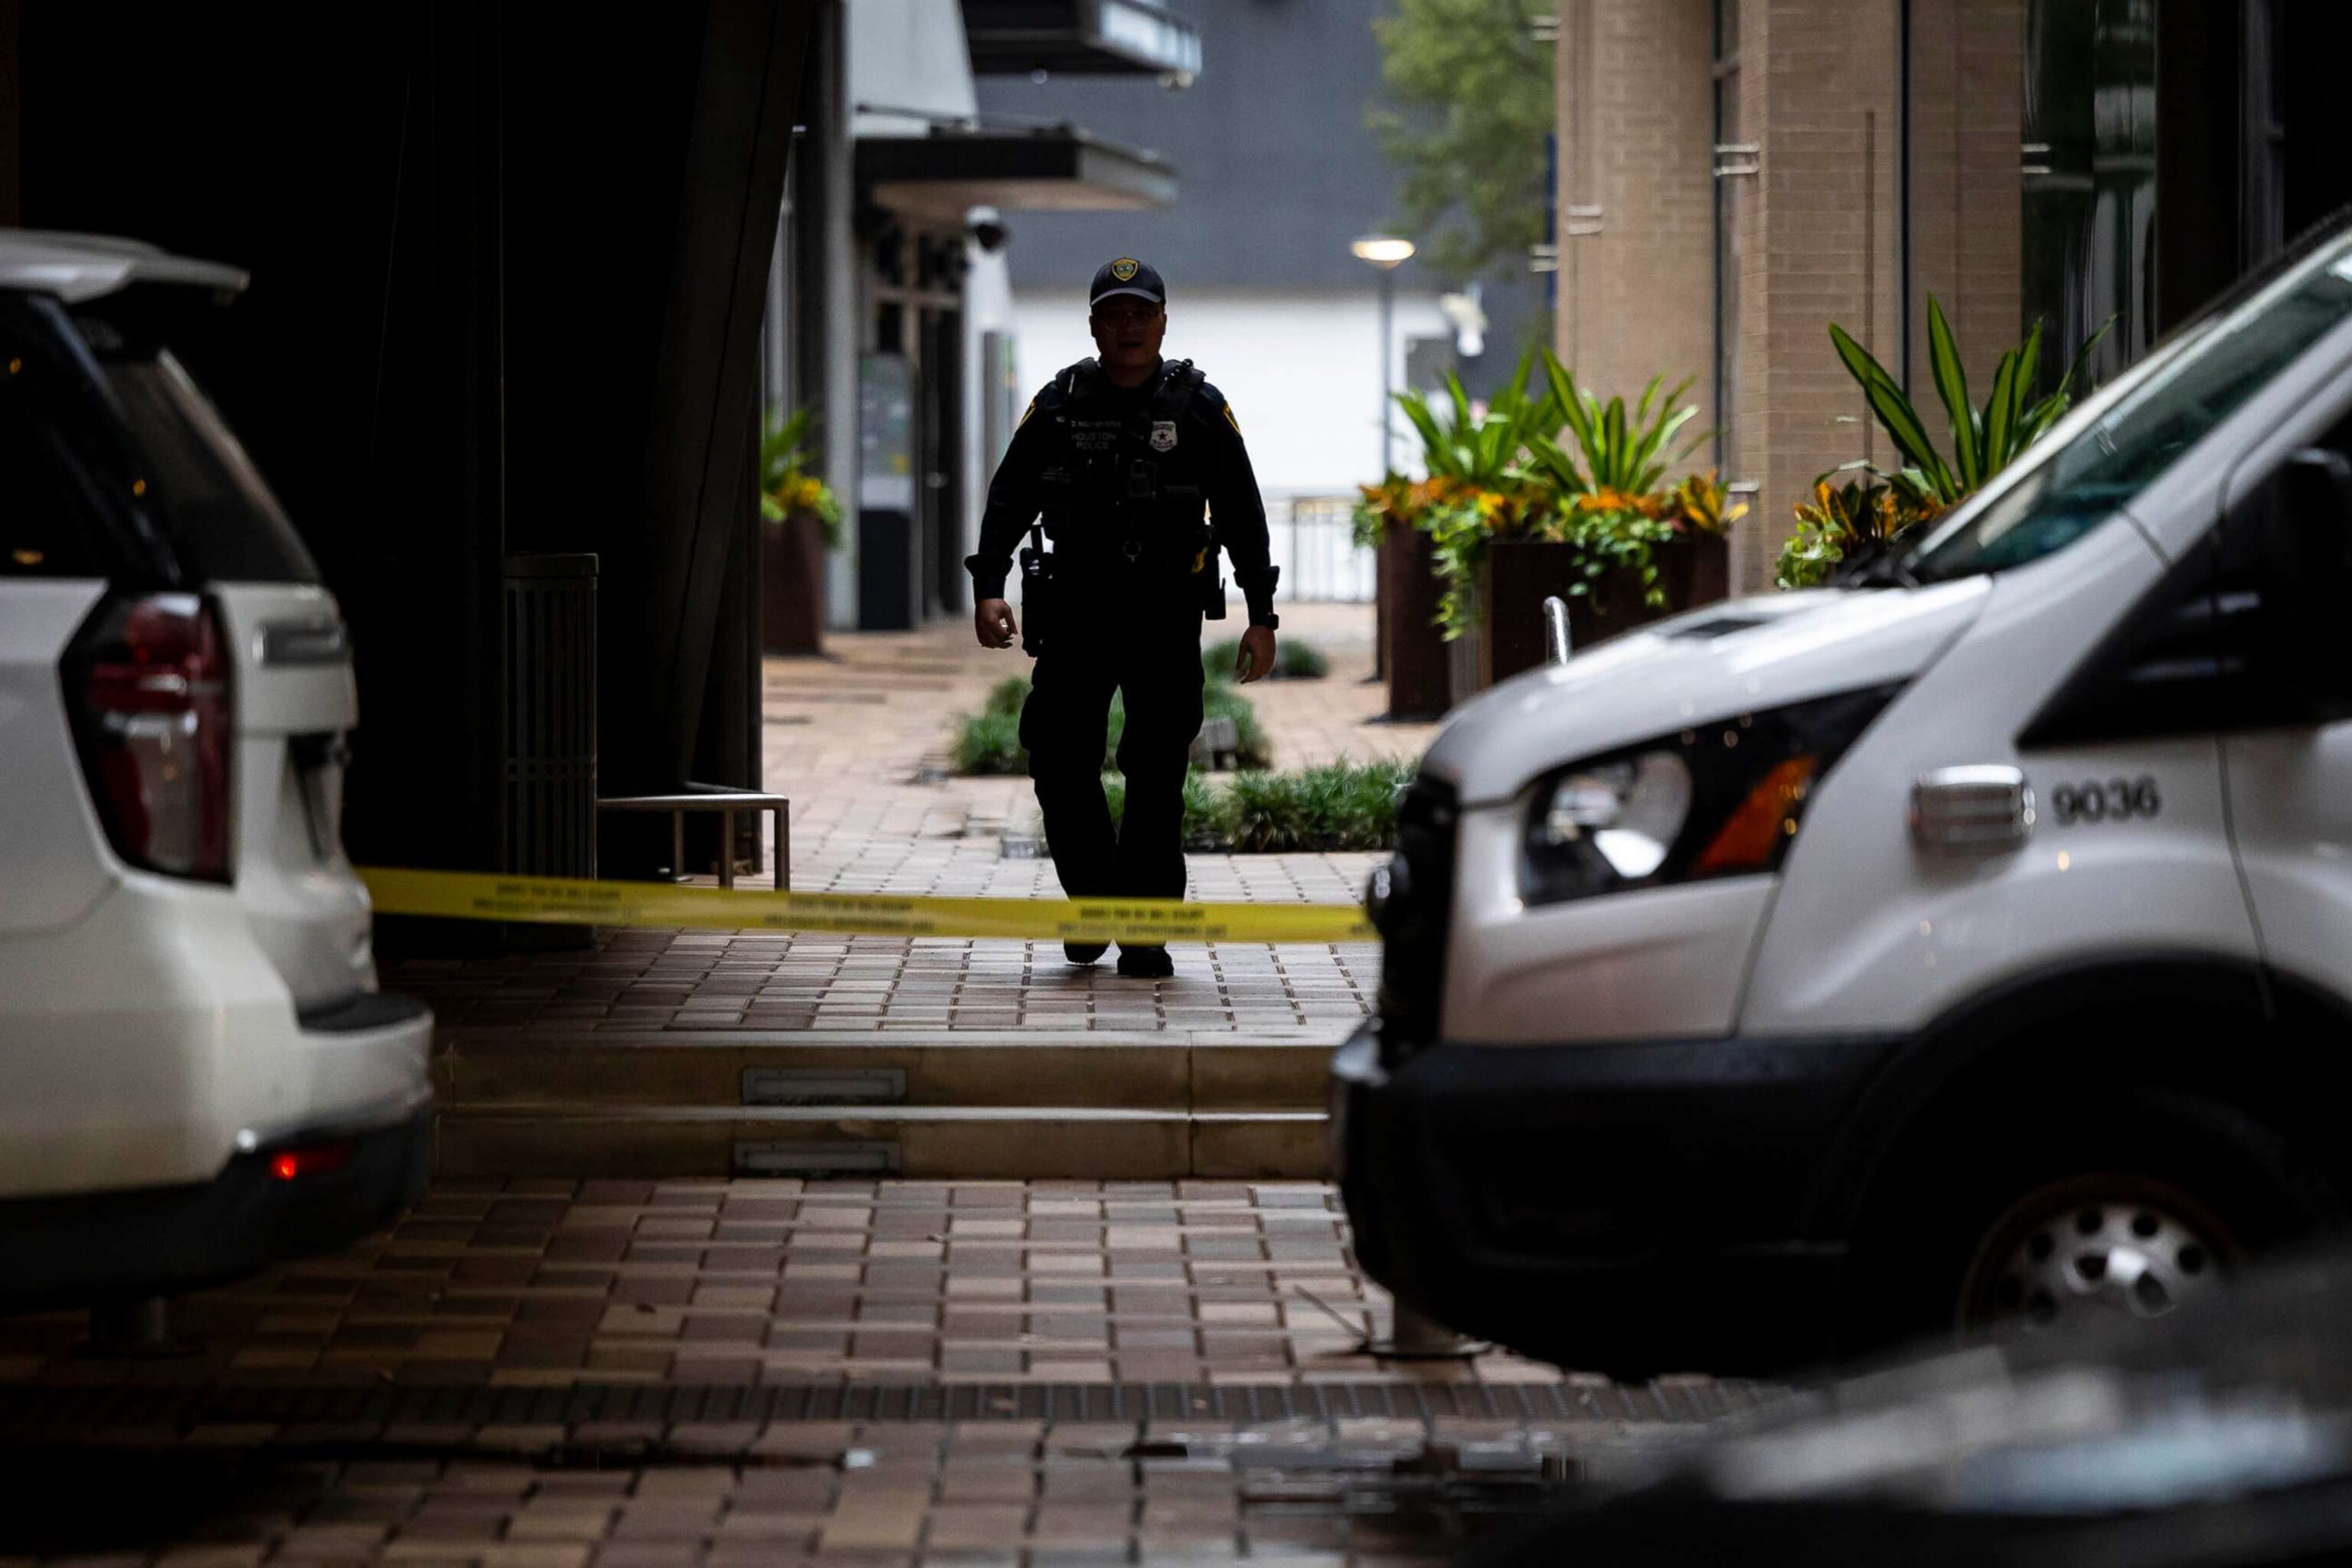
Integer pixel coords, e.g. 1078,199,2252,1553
394,934,1379,1035
0,1181,1564,1392
384,604,1416,1039
0,1410,1700,1566
755,602,1434,902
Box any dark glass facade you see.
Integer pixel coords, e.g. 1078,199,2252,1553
2020,0,2157,397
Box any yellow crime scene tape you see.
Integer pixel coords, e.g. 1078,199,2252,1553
358,867,1377,945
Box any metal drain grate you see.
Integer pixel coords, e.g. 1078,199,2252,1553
0,1377,1766,1439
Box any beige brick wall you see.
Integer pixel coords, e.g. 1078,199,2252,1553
1733,0,1905,592
1555,0,1716,429
1906,0,2025,396
1556,0,2027,596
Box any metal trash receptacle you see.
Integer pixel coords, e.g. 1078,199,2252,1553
502,553,596,947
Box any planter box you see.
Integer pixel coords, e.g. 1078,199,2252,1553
760,512,828,655
1478,532,1731,688
1379,524,1452,721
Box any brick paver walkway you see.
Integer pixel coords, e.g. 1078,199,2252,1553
0,1181,1559,1392
0,611,1759,1564
0,1178,1756,1565
385,603,1432,1036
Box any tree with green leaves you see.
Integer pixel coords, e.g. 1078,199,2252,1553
1369,0,1555,284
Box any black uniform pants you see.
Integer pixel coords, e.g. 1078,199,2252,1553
1018,580,1204,941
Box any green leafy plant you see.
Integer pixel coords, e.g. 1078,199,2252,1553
951,710,1026,776
760,407,845,549
1788,299,2109,585
1522,361,1702,502
1221,760,1416,852
1829,299,2107,503
1204,637,1329,682
950,675,1273,778
1772,472,1936,590
983,676,1031,718
1665,471,1748,536
1390,351,1558,486
1102,769,1227,848
1393,348,1711,639
1097,760,1411,852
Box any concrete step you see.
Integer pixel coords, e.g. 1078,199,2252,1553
434,1102,1330,1181
433,1027,1344,1113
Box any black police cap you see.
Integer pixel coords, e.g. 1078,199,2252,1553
1089,257,1165,309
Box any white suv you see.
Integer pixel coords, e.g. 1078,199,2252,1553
1338,214,2352,1376
0,231,431,1308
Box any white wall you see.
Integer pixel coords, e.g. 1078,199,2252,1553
962,242,1017,573
1008,286,1450,498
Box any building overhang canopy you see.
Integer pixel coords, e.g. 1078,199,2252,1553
960,0,1202,79
858,127,1175,223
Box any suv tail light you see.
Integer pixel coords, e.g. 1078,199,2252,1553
66,593,234,881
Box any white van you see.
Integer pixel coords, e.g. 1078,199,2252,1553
1336,214,2352,1377
0,233,431,1309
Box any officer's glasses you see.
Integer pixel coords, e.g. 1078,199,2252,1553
1092,303,1161,328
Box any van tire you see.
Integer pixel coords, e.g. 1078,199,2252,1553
1841,1084,2342,1358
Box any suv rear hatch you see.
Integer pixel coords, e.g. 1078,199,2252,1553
43,282,374,1010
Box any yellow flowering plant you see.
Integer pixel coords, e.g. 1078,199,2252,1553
760,407,844,549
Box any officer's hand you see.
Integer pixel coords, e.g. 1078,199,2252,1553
975,598,1018,649
1235,625,1276,684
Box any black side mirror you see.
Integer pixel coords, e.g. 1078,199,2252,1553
2258,448,2352,717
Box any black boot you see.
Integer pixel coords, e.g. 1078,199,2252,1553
1064,941,1109,966
1116,944,1174,979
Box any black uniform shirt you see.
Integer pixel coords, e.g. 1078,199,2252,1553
967,359,1277,624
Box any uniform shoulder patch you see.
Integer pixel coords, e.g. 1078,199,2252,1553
1017,397,1037,428
1222,401,1243,436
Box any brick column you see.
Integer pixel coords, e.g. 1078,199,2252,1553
1555,0,1716,425
1733,0,1906,593
1906,0,2025,392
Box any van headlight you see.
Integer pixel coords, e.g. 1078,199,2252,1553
1520,683,1903,906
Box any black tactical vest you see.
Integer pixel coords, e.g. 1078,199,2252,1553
1031,358,1213,572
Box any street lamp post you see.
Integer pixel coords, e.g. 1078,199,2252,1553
1350,236,1415,477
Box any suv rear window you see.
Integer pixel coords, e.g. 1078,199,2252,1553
73,305,318,586
0,325,113,579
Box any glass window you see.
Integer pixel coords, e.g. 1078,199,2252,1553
2020,0,2157,398
96,350,318,585
0,329,113,579
1910,236,2352,583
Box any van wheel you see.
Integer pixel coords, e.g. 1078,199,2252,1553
1847,1086,2340,1352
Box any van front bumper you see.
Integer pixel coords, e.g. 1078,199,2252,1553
1332,1022,1898,1378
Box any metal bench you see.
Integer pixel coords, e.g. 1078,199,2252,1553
596,789,790,890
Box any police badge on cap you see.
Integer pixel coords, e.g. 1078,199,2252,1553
1089,257,1167,309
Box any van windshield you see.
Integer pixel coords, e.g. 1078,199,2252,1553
1907,231,2352,584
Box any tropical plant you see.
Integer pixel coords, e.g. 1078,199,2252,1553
1522,361,1703,502
1773,472,1936,590
1787,299,2109,586
1830,299,2109,505
759,407,844,548
1665,471,1748,536
1404,351,1713,638
1389,350,1560,486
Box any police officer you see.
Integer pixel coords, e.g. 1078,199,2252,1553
968,258,1279,978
